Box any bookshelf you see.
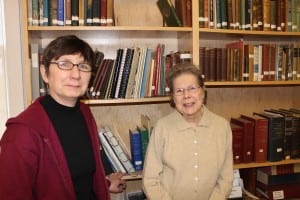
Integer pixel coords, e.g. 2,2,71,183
21,0,300,196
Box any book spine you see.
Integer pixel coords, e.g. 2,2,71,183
57,0,65,26
78,0,85,25
100,0,107,26
119,48,134,98
71,0,79,26
49,0,58,25
129,130,143,171
32,0,39,25
43,0,49,26
38,0,44,25
92,0,100,25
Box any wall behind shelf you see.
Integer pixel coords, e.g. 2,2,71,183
206,86,300,120
31,31,185,60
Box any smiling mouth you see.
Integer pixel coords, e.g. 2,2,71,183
183,102,194,107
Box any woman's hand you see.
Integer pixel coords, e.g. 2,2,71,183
106,172,127,193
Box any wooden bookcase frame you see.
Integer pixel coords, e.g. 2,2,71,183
21,0,300,183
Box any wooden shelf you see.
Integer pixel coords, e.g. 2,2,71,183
205,80,300,87
234,159,300,169
122,171,143,180
199,28,300,36
81,80,300,105
27,26,193,32
81,96,171,105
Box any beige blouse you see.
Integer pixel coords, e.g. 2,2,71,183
142,106,233,200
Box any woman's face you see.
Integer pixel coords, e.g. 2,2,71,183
40,53,91,107
172,73,205,121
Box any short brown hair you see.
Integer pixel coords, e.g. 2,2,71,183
166,63,204,94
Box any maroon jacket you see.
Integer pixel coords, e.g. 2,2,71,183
0,97,110,200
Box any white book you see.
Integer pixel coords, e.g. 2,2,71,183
103,126,135,174
30,43,40,100
98,128,127,173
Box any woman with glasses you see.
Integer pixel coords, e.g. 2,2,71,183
142,64,233,200
0,35,125,199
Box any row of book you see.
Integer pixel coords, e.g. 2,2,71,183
231,108,300,164
255,164,300,199
87,45,191,99
28,0,114,26
200,40,300,82
199,0,300,32
29,42,191,100
98,114,151,173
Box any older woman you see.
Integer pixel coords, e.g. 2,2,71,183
142,64,233,200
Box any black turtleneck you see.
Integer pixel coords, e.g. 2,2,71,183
40,95,96,200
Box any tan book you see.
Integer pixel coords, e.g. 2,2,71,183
78,0,85,25
106,0,114,26
263,0,271,31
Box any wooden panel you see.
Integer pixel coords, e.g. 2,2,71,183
113,0,163,26
206,86,300,120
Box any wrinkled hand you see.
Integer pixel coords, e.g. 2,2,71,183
107,172,127,193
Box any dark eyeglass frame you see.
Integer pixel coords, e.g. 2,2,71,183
50,61,92,72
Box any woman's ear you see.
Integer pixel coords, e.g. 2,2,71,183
40,64,49,84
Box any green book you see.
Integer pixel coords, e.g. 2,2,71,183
157,0,182,27
137,126,149,161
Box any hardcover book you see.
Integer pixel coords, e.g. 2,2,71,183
157,0,182,27
240,114,268,162
231,117,255,163
256,181,300,200
265,109,300,159
253,112,285,162
256,169,300,186
129,129,143,171
230,123,244,164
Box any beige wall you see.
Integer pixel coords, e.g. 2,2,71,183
0,0,25,136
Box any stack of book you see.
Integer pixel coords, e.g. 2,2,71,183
229,169,243,199
199,41,300,82
255,164,300,199
231,108,300,164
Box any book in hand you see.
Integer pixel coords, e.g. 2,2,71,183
157,0,182,27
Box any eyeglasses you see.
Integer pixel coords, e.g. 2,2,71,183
50,61,92,72
174,85,201,96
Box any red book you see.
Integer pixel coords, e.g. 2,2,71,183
231,117,255,163
256,181,300,200
230,123,244,164
240,114,268,162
